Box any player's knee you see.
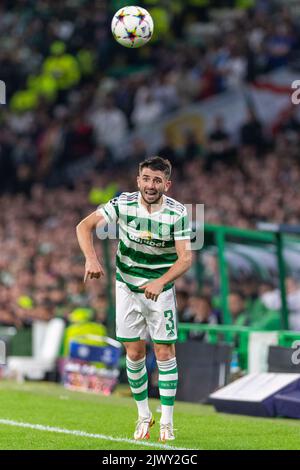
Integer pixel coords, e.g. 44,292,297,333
127,351,145,362
154,344,175,361
156,352,174,361
124,344,146,362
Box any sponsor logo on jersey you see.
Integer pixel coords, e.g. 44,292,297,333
140,230,152,240
128,233,166,247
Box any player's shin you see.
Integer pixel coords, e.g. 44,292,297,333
126,356,150,418
157,357,178,425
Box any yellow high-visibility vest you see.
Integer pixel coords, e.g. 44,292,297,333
43,54,80,90
27,73,57,101
10,90,39,112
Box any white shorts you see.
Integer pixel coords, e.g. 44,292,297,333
115,280,177,344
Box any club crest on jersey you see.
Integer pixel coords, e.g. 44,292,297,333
158,224,171,237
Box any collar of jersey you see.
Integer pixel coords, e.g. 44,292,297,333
137,191,166,216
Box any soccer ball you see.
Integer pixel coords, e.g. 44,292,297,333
111,6,154,49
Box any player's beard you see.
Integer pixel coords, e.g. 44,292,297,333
141,188,163,206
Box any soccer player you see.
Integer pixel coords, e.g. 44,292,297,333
76,157,192,441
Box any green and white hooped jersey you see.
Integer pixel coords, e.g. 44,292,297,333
98,191,191,292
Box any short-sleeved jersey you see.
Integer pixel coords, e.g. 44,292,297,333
98,191,190,292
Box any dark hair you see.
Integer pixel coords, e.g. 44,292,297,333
176,290,189,300
194,295,212,309
139,156,172,179
229,290,245,301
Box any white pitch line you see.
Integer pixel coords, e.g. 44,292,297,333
0,419,190,450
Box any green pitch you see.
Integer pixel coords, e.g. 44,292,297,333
0,380,300,450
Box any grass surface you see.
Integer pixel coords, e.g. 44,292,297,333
0,380,300,450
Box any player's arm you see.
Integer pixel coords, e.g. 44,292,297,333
140,239,192,301
76,211,107,282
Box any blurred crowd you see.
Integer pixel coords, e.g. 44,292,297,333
176,275,300,335
1,0,300,330
0,183,111,327
170,107,300,228
1,0,300,182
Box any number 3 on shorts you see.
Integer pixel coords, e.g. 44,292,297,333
164,309,175,336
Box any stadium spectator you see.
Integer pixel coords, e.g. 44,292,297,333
188,295,219,340
239,109,265,155
89,95,128,149
228,283,281,330
261,277,300,330
205,115,233,171
228,291,249,326
275,106,300,144
176,290,191,323
132,89,163,128
266,24,295,70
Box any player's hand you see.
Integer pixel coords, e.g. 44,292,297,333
84,258,104,283
139,280,164,302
